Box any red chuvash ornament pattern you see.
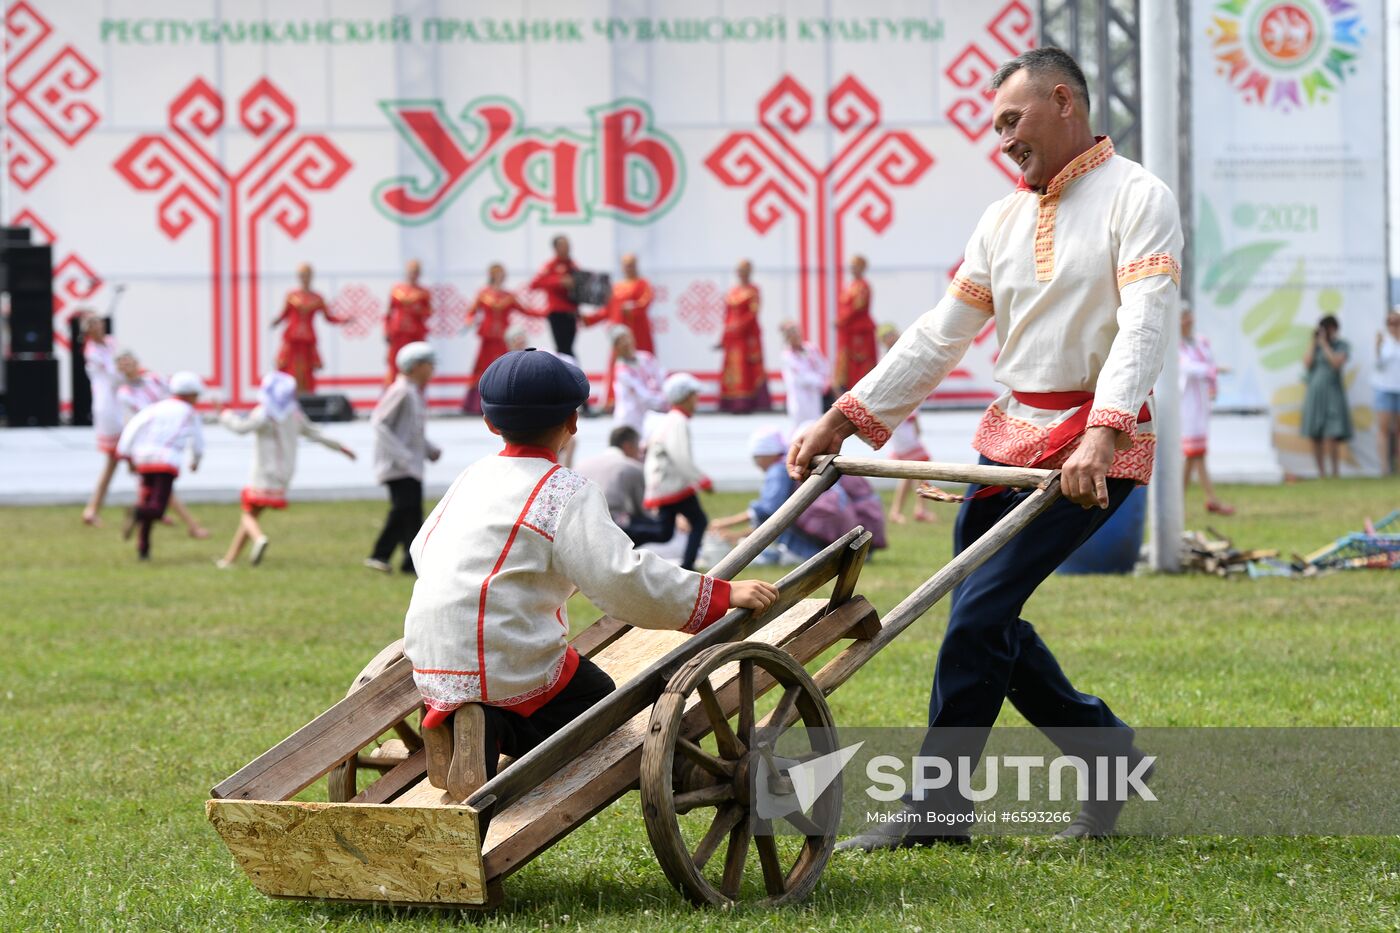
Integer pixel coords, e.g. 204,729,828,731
428,283,471,338
675,281,725,335
3,1,100,190
943,1,1037,183
113,78,351,404
331,284,381,339
704,74,934,354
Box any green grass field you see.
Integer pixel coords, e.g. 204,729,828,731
2,479,1398,930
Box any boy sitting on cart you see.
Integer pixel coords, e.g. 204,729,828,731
403,349,778,799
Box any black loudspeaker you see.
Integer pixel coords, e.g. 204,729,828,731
5,355,60,427
4,243,54,354
2,226,32,243
68,316,113,427
298,393,354,422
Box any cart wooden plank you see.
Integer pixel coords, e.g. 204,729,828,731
205,799,488,907
480,596,877,881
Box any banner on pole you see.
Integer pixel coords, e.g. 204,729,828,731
1189,0,1388,475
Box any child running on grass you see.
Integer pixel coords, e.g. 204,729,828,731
115,372,205,560
403,349,778,792
642,373,714,570
216,371,357,568
366,342,440,575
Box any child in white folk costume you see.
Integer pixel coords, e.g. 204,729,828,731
403,349,777,792
80,313,122,527
109,351,211,539
216,371,357,568
643,373,714,571
878,324,936,525
366,342,441,575
609,324,667,436
115,372,205,560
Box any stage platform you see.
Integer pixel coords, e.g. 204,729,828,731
0,410,1282,507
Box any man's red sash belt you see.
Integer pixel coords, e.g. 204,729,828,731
969,390,1151,499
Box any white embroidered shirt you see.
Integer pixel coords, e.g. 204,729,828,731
836,138,1182,483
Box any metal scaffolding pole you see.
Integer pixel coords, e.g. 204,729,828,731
1140,0,1183,571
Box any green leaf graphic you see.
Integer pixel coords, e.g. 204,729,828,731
1260,327,1315,369
1212,241,1288,305
1241,259,1305,341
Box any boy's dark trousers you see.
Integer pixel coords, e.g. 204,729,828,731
370,477,423,572
656,494,708,570
134,472,175,558
480,656,615,780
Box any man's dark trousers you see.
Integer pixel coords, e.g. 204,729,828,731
912,456,1139,815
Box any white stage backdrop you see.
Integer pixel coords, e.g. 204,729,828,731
2,0,1037,411
1189,0,1388,474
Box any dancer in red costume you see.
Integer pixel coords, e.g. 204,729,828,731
834,254,877,393
717,259,770,413
273,263,341,393
463,264,541,414
385,259,432,385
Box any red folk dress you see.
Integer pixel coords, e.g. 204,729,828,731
463,285,532,414
585,277,656,407
719,284,770,413
274,289,336,393
385,283,433,383
834,278,877,392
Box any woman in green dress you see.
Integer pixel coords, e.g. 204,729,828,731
1301,314,1351,478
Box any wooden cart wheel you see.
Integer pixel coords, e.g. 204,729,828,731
326,640,423,802
640,641,841,907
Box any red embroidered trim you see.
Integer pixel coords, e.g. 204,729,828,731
1034,137,1115,282
1034,196,1060,282
496,647,578,716
680,576,716,634
835,393,891,449
973,404,1156,482
476,466,561,701
947,276,994,314
1116,252,1181,288
1045,136,1115,197
1087,406,1140,437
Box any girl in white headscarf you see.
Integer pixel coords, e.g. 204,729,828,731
215,371,356,567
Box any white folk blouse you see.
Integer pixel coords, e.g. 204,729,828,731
837,138,1182,483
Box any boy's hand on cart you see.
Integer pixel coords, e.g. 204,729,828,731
729,579,779,612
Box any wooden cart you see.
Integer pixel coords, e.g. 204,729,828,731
206,456,1062,909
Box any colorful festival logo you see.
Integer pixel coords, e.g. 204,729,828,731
1207,0,1365,110
373,97,683,229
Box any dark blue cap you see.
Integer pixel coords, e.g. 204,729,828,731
479,349,590,431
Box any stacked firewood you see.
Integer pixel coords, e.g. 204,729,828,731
1180,528,1299,578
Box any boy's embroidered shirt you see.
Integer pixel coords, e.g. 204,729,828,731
836,138,1182,483
115,397,204,474
642,408,712,508
404,448,731,716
